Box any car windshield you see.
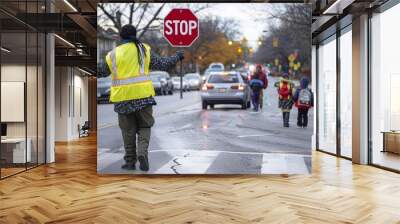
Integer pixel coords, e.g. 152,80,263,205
208,74,239,83
150,72,168,78
172,77,180,81
210,65,223,69
185,74,199,79
150,75,160,81
208,68,223,72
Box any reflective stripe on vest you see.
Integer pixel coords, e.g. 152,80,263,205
110,45,146,80
138,45,145,75
109,47,148,88
110,49,118,79
111,76,151,87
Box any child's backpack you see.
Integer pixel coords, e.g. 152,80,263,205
298,88,312,108
278,81,292,99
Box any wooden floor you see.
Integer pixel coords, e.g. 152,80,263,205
1,135,400,224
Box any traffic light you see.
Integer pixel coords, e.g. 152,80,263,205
272,38,279,48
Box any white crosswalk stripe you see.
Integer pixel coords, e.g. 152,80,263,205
155,150,220,174
98,148,310,174
261,153,310,174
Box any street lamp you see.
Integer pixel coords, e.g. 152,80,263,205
228,40,233,46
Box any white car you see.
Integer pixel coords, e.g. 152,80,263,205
208,62,224,71
184,73,202,90
150,71,174,95
201,71,251,110
97,75,111,101
172,76,189,91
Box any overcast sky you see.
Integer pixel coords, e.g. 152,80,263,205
198,3,271,48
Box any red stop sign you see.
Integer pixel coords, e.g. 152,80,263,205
163,8,199,47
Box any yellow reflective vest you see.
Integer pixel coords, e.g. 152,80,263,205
105,42,155,103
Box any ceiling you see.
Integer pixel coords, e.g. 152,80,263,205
0,0,97,74
1,0,393,74
311,0,390,42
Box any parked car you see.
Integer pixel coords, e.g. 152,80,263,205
201,71,251,110
236,68,251,82
172,76,189,91
97,75,111,103
184,73,202,90
150,71,173,95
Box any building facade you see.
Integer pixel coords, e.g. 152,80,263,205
312,0,400,172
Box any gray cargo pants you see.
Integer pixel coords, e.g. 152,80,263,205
118,106,154,165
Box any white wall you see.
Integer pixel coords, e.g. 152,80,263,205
1,63,46,164
54,67,89,141
1,65,26,139
55,66,69,141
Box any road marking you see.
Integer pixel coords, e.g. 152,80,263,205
237,133,274,138
169,123,193,133
261,154,309,174
155,150,219,174
98,123,118,130
98,149,311,174
150,149,311,157
261,155,287,174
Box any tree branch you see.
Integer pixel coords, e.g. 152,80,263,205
129,3,135,25
135,3,149,28
193,4,210,13
138,3,165,39
98,3,120,31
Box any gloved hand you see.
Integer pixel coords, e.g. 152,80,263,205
176,50,185,61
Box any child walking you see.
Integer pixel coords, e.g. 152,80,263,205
293,77,314,128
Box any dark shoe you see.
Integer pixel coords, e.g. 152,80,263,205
138,156,149,171
121,163,136,170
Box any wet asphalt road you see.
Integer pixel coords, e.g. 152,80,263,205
98,77,313,174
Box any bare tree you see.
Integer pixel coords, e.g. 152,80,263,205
98,3,212,39
98,3,166,38
254,4,312,75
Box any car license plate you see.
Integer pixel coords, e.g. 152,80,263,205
218,88,226,93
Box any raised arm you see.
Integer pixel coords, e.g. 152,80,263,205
149,50,184,71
